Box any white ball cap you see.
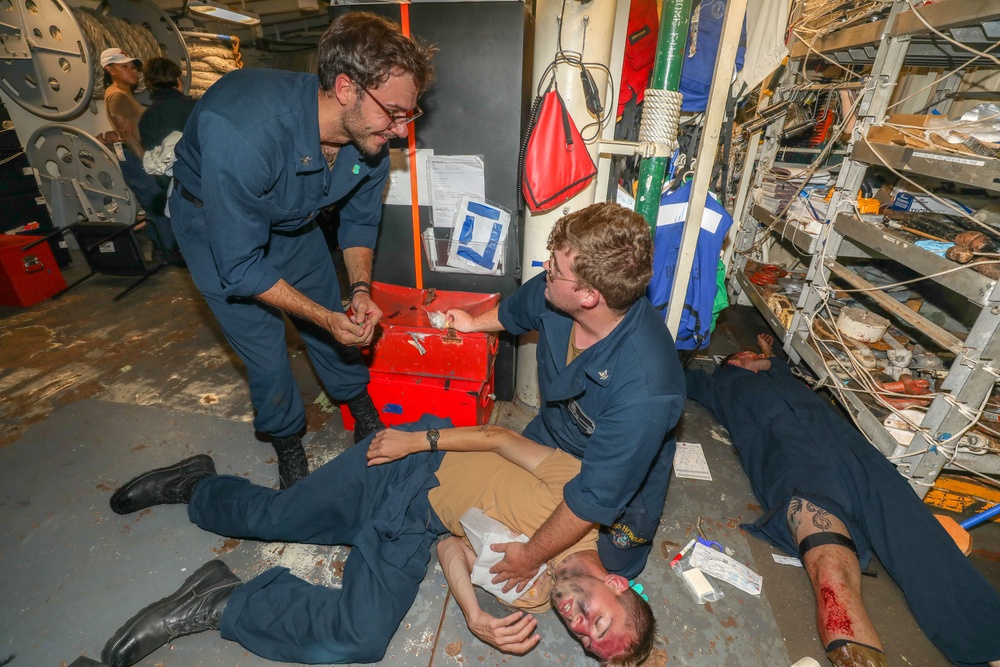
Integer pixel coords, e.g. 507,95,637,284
100,47,142,69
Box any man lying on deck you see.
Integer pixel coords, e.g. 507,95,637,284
99,416,654,667
685,334,1000,667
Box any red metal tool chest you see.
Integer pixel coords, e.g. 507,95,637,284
0,234,66,307
341,371,495,430
361,282,500,381
343,282,501,430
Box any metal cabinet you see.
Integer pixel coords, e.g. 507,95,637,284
730,0,1000,497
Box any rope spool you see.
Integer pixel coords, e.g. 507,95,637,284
0,0,189,120
72,7,162,99
184,36,241,98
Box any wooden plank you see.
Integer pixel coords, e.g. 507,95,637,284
824,260,966,356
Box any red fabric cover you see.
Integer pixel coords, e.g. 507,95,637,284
617,0,660,117
522,89,597,212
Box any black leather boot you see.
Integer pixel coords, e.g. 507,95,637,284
110,455,216,515
271,433,309,489
347,390,386,444
101,560,241,667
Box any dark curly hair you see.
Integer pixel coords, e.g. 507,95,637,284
143,57,182,92
317,12,436,94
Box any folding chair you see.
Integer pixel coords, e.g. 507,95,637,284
27,217,167,301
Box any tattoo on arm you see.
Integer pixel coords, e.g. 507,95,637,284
479,425,491,437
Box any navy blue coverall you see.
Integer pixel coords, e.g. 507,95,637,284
499,273,686,577
170,69,389,439
685,359,1000,667
191,416,449,664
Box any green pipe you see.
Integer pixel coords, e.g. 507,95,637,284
635,0,694,234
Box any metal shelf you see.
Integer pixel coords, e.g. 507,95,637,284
753,204,821,256
832,212,996,306
790,19,887,59
790,0,1000,62
734,270,788,339
853,141,1000,193
890,0,1000,38
788,331,902,458
739,0,1000,491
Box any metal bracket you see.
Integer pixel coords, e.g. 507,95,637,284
598,139,674,159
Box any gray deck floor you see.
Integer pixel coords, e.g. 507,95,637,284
1,262,997,666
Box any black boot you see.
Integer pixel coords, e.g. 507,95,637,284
271,433,309,489
110,455,216,515
101,560,241,667
347,390,386,444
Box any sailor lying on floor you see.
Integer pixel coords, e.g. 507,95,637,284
100,415,655,667
685,334,1000,667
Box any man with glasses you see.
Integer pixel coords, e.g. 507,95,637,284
443,202,686,584
169,12,435,489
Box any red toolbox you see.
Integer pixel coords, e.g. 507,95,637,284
342,371,495,429
344,282,501,430
361,282,500,381
0,234,66,307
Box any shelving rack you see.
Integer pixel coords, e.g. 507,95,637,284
731,0,1000,497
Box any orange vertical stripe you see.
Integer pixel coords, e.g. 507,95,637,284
400,3,423,289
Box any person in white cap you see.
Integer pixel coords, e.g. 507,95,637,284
100,47,178,260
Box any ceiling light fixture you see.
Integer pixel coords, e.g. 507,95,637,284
187,0,261,26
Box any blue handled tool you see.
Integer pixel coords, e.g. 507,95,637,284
961,503,1000,530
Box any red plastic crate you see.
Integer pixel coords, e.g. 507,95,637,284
342,370,495,430
0,234,66,307
361,282,500,382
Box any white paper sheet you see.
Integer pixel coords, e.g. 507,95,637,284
429,155,486,227
384,148,433,206
674,441,713,481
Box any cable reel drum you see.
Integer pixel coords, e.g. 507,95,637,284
26,123,137,226
0,0,190,120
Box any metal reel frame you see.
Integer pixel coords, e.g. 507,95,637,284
26,123,137,226
0,0,190,120
0,0,94,120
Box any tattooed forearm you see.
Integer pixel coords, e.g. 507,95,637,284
479,425,491,437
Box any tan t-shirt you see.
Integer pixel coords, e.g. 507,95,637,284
105,84,145,142
429,448,598,613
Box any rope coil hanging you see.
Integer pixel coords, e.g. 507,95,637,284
73,8,242,100
639,88,684,153
186,37,242,98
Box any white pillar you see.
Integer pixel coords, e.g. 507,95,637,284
515,0,620,408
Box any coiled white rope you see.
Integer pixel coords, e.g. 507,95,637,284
639,88,684,154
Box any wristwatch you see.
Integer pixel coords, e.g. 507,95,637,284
426,428,440,452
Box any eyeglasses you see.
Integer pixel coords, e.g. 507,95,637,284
545,253,581,284
360,85,423,130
